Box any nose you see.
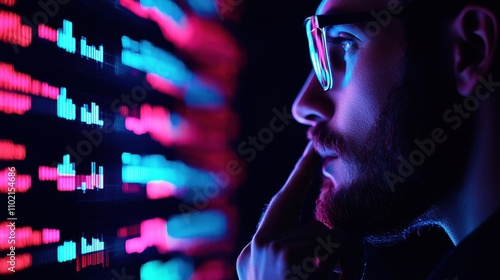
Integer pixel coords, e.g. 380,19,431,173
292,70,334,126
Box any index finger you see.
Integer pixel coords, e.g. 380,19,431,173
255,141,322,240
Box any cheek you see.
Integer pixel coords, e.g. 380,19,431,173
335,33,405,142
332,88,378,143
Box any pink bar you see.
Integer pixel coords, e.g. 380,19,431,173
119,0,148,18
124,218,168,254
42,228,60,244
38,24,58,42
146,181,176,200
38,166,58,181
125,104,173,146
57,175,76,191
75,174,104,190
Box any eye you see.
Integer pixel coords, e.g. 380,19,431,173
328,37,356,53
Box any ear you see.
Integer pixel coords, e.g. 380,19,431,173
453,5,498,96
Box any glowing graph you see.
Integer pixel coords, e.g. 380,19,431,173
76,250,108,271
121,35,190,87
0,65,104,122
37,19,105,64
57,87,76,120
80,102,104,126
0,63,60,100
80,37,104,63
121,152,215,187
0,0,242,277
0,222,59,274
81,237,104,254
57,87,104,126
57,238,108,271
57,241,76,262
124,211,227,254
38,155,104,193
57,19,76,54
0,222,60,251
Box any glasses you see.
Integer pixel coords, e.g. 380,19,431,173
304,11,412,91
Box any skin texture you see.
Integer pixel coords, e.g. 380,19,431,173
237,0,500,278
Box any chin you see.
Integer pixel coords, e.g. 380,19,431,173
314,174,442,245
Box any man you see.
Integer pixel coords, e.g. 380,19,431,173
237,0,500,279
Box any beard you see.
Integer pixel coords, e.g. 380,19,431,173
311,43,476,244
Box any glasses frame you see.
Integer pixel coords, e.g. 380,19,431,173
304,9,414,91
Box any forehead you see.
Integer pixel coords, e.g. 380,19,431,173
317,0,392,14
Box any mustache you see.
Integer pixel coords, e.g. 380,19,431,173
307,121,348,158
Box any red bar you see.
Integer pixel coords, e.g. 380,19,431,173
0,222,59,250
76,251,106,272
0,253,31,274
0,168,31,193
0,90,31,115
0,10,32,47
0,63,60,100
57,175,76,191
0,139,26,160
0,0,16,7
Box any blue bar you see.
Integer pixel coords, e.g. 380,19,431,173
57,241,76,262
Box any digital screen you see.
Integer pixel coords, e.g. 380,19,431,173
0,0,245,279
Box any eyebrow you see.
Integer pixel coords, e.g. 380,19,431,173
332,23,365,33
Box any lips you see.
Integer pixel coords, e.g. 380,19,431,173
307,125,339,159
312,141,339,159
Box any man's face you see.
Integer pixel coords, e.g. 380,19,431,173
293,0,473,240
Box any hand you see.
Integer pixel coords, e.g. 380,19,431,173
236,142,365,280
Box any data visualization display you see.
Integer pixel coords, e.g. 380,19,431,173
0,0,244,279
